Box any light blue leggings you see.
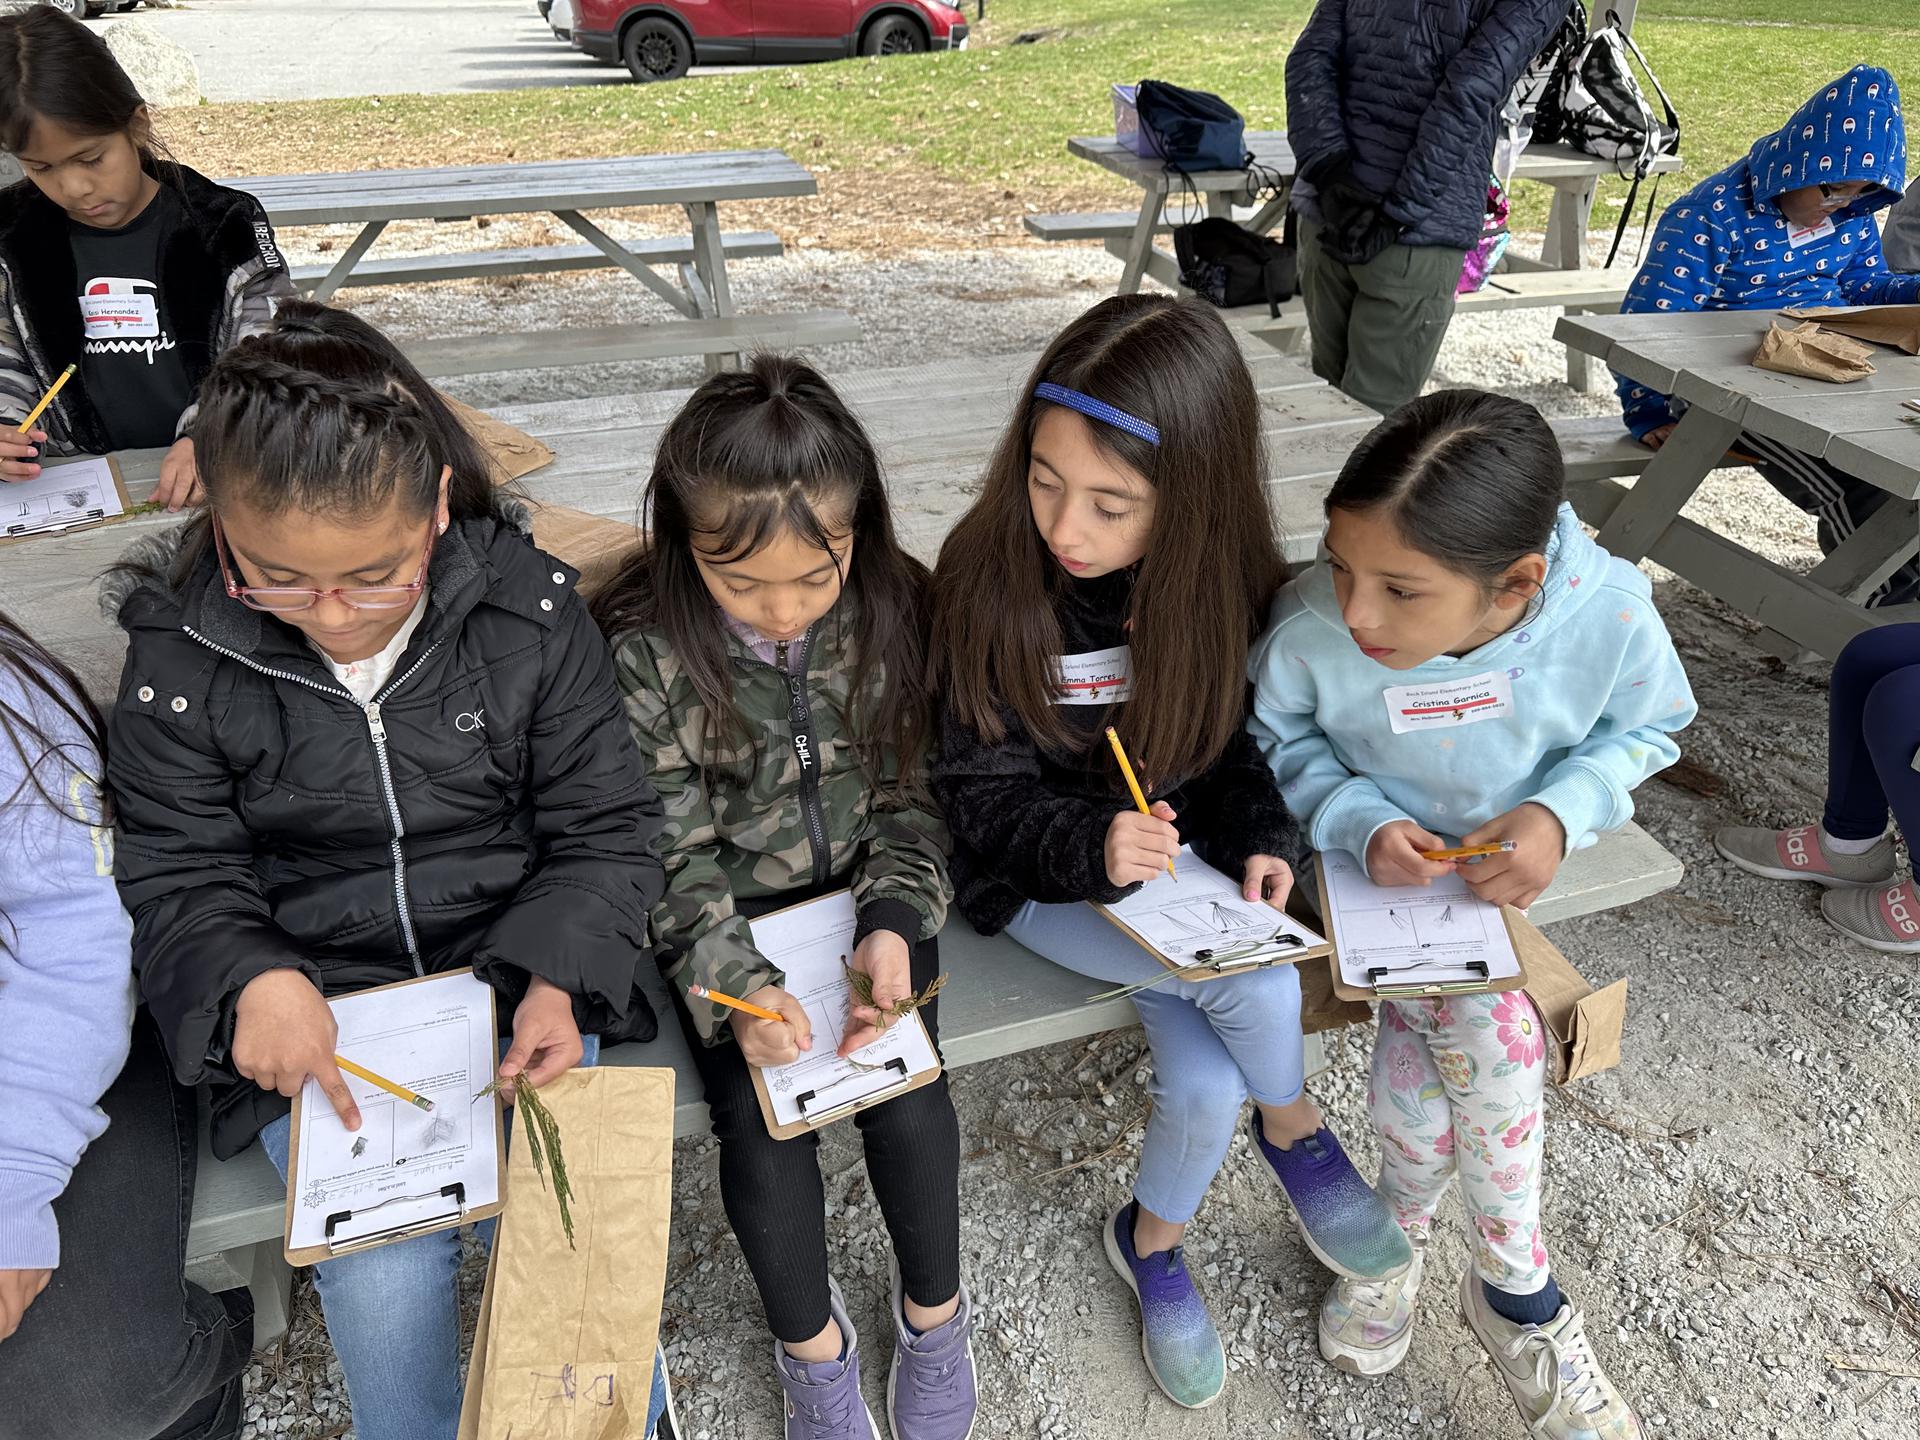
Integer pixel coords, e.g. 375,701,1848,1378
1005,900,1307,1224
259,1037,669,1440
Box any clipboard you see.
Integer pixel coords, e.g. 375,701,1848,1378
740,891,945,1141
1315,853,1532,1003
0,454,136,546
1092,848,1331,982
282,969,506,1265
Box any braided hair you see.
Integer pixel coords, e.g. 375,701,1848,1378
157,301,502,586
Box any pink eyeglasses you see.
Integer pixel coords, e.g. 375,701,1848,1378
212,513,435,613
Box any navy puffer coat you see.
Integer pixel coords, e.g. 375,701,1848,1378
1286,0,1573,250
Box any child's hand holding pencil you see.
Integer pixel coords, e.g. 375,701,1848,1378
695,983,814,1066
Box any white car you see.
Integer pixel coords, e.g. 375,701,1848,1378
547,0,575,42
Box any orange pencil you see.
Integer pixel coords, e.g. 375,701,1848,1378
1418,841,1516,863
689,984,784,1023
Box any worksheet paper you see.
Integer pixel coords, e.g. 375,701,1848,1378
288,969,499,1254
747,891,940,1129
3,455,124,538
1320,850,1522,989
1103,847,1326,965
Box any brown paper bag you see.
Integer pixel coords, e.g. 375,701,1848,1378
1511,918,1628,1086
529,503,643,598
458,1068,675,1440
1751,320,1877,382
1781,303,1920,355
443,394,557,482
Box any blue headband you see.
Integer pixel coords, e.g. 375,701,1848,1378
1034,382,1161,446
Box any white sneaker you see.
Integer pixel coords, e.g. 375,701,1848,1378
1318,1241,1426,1376
1459,1270,1644,1439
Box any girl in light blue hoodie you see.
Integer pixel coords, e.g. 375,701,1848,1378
1249,391,1694,1440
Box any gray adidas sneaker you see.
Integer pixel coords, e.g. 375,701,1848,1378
1713,823,1895,888
1821,879,1920,952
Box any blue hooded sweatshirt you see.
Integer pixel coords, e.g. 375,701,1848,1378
1247,505,1697,867
1616,65,1920,439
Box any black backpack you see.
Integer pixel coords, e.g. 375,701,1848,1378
1174,213,1298,318
1517,2,1590,149
1135,80,1252,174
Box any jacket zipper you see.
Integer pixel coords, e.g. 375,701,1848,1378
775,628,831,888
181,625,438,974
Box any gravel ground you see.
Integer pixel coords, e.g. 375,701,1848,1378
234,235,1920,1438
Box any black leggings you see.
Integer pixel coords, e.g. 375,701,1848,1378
674,931,962,1344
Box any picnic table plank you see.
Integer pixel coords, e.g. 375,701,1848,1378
228,152,819,226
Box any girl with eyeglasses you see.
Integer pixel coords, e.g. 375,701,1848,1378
99,300,671,1440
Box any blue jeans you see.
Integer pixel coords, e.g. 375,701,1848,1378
260,1038,668,1440
1005,901,1307,1225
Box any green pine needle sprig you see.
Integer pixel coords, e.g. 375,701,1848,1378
476,1075,576,1250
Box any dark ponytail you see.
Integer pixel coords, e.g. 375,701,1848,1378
1326,389,1564,591
0,7,165,162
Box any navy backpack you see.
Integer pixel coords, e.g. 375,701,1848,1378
1135,80,1251,174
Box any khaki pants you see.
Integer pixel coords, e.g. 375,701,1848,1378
1297,216,1466,414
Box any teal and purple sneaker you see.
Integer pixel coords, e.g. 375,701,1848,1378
1101,1202,1226,1409
1249,1116,1414,1282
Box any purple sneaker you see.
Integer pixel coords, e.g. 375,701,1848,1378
886,1263,978,1440
775,1279,880,1440
1101,1202,1226,1409
1250,1116,1413,1281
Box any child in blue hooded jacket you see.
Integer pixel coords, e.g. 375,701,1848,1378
1618,65,1920,604
1251,390,1695,1440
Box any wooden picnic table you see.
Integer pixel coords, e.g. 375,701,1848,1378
1063,131,1683,388
1557,307,1920,660
0,340,1382,704
225,152,855,373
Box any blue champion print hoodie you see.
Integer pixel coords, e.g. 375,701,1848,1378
1616,65,1919,439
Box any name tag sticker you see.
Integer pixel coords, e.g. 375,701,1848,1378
1787,218,1837,245
1054,645,1132,705
81,291,159,339
1381,669,1515,735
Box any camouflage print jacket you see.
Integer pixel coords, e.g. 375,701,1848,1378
612,597,952,1046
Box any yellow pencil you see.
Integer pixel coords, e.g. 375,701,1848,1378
1105,725,1176,879
1418,841,1517,863
689,984,785,1023
335,1055,435,1112
15,363,75,434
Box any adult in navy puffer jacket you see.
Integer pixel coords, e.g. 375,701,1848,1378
1286,0,1573,413
1617,66,1920,605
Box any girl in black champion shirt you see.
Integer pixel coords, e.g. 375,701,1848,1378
0,8,293,508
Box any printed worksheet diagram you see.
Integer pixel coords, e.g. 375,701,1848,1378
1320,850,1522,987
1103,847,1325,963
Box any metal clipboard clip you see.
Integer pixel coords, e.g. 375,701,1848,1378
1367,959,1490,999
6,507,106,538
1194,930,1311,972
324,1182,467,1255
796,1056,912,1126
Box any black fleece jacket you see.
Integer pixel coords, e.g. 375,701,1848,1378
933,570,1305,935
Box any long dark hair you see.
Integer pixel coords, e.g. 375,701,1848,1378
159,300,502,586
0,7,167,163
591,354,932,790
0,609,110,953
1326,389,1564,593
930,294,1285,783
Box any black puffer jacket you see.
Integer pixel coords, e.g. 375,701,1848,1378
1286,0,1573,250
102,509,665,1157
932,570,1305,935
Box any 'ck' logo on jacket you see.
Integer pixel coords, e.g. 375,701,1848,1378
455,708,486,733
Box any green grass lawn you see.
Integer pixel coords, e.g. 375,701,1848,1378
182,2,1920,240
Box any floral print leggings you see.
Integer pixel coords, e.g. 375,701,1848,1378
1369,990,1551,1294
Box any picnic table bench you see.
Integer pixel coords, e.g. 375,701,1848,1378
1035,131,1683,391
1558,308,1920,661
3,343,1672,1345
228,153,860,374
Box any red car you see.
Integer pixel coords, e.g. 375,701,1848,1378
570,1,970,83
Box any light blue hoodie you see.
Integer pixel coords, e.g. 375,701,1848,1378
1248,505,1697,865
0,661,134,1271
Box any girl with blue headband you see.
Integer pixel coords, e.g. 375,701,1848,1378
929,295,1408,1410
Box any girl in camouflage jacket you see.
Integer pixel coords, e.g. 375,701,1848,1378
598,356,977,1440
930,296,1409,1411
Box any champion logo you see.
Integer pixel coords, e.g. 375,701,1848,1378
455,708,486,733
